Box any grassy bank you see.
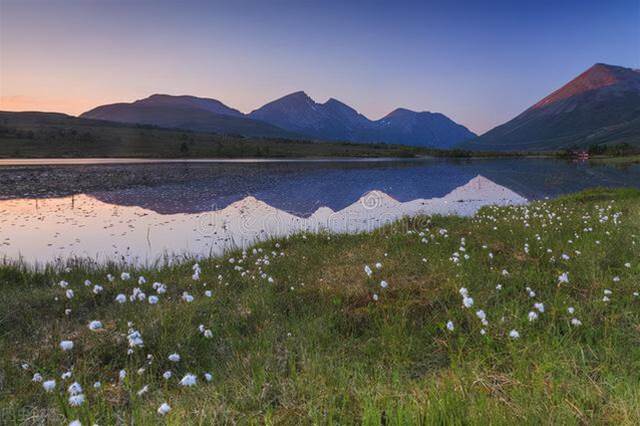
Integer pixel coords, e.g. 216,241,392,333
0,111,424,159
2,188,640,424
590,154,640,165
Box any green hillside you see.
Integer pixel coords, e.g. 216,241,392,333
0,111,424,158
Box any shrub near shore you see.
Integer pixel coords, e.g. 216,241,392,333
1,188,640,424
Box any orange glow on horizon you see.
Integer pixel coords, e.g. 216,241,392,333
0,95,100,116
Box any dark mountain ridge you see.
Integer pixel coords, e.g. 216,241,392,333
81,92,476,148
249,91,476,148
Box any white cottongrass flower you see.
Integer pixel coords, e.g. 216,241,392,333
137,385,149,396
571,318,582,326
604,289,612,295
558,272,569,284
68,382,82,395
528,311,538,322
69,420,81,426
84,279,92,287
613,276,620,282
204,373,213,382
60,340,74,351
372,294,379,301
179,373,197,386
446,321,454,331
68,394,85,406
148,295,159,305
66,289,74,299
462,297,474,308
168,353,181,362
364,265,372,277
475,310,486,321
375,262,382,270
127,330,144,348
115,294,126,304
138,276,146,285
32,373,43,382
107,274,114,282
88,320,103,331
509,329,520,339
181,292,194,303
204,329,213,338
162,371,172,380
153,282,167,294
567,306,575,314
121,272,130,280
533,302,545,313
43,380,56,392
380,280,388,289
93,381,101,389
119,369,127,380
92,284,103,294
157,402,171,415
130,287,146,302
61,371,72,380
204,290,212,298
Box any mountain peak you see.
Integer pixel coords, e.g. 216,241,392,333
467,62,640,151
532,63,640,109
129,93,244,117
383,108,415,119
280,91,313,101
382,108,440,120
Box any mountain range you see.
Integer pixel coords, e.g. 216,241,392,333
463,63,640,151
81,92,476,148
8,62,640,152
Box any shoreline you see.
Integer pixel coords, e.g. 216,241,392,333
0,156,435,166
3,153,637,167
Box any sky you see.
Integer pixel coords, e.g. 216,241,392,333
0,0,638,134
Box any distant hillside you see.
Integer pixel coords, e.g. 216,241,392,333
0,111,426,158
81,92,475,149
373,108,476,149
249,91,476,148
81,94,297,138
463,63,640,151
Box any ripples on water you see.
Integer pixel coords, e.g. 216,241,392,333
1,158,638,265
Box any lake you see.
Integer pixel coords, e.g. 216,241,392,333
1,158,638,266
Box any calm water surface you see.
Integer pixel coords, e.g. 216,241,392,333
1,158,638,265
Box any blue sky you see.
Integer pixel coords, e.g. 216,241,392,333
1,0,638,133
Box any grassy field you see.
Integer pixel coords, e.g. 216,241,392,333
590,154,640,165
0,111,425,159
2,188,640,424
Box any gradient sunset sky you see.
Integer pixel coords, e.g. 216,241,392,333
1,0,638,133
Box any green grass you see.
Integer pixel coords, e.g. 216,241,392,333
590,154,640,165
0,111,425,159
2,188,640,424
